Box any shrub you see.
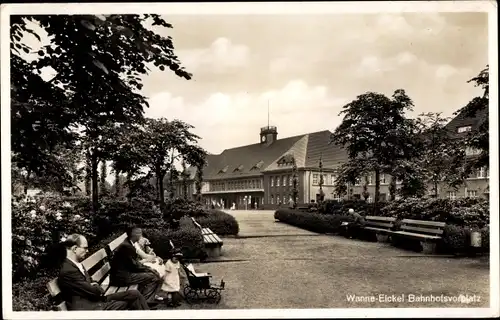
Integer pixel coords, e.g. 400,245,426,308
196,210,239,236
11,195,95,281
93,198,166,238
441,224,470,255
318,199,381,216
378,198,489,227
274,209,351,234
481,226,489,253
12,274,54,311
143,223,205,260
163,198,207,220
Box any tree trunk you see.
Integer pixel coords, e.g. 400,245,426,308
433,180,438,198
91,152,99,214
155,162,162,204
99,160,107,196
362,176,369,201
85,155,91,196
389,176,397,201
114,166,121,198
374,169,381,214
126,171,132,203
159,173,165,209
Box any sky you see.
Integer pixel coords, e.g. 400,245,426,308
16,11,489,156
140,12,488,154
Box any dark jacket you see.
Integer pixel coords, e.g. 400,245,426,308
58,258,106,310
109,239,149,282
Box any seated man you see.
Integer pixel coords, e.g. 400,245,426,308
57,234,150,310
109,226,163,303
343,208,366,239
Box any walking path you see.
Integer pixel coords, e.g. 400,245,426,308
180,210,489,309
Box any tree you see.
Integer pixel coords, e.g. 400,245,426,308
330,89,416,210
414,112,466,197
456,66,489,172
11,15,192,213
116,118,205,207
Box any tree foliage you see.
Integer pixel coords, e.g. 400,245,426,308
330,89,417,207
11,15,193,211
112,118,206,206
457,65,489,171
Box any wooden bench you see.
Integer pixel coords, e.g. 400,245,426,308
363,216,397,242
191,217,223,258
46,233,138,311
392,219,446,254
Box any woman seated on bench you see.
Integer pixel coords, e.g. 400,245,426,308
134,237,186,307
134,237,165,277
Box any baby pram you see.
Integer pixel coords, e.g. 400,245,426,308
181,262,225,304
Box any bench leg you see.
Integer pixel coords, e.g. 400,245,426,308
375,234,389,243
421,241,437,254
205,246,222,258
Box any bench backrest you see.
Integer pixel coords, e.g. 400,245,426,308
400,219,446,236
47,232,128,311
365,216,396,229
191,217,203,230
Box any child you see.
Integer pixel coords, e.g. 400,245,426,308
162,251,183,307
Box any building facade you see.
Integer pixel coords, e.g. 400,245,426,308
176,107,489,208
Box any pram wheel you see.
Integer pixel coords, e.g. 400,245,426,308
206,289,222,304
184,286,199,304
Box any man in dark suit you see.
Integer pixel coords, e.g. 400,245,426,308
57,234,150,310
109,226,163,302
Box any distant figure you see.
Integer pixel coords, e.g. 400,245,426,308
231,202,236,210
342,208,366,239
288,198,294,208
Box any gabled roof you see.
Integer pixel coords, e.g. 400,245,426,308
199,130,348,180
445,106,488,137
304,130,347,168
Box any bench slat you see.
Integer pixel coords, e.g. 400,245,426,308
129,284,139,291
394,231,441,240
116,286,128,293
202,228,211,235
401,219,446,227
401,225,444,235
108,233,128,252
365,221,393,228
366,216,396,222
47,279,61,297
56,302,67,311
365,227,394,233
203,234,216,244
105,286,120,296
211,233,223,243
82,248,107,271
91,262,111,283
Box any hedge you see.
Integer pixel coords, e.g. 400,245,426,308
196,209,240,236
274,209,352,234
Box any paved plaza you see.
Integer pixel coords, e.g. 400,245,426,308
176,210,490,309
